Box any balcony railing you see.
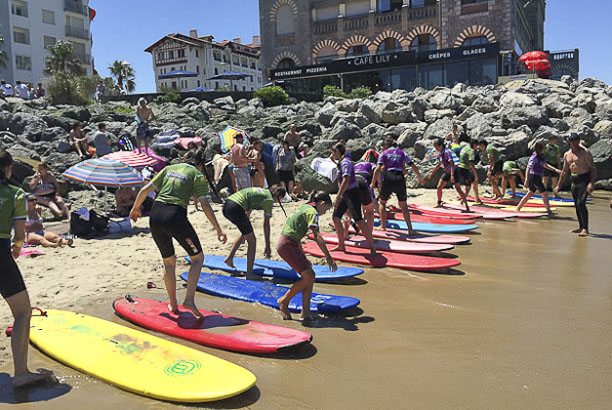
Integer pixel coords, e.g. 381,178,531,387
66,25,89,40
74,53,91,65
64,0,88,15
375,9,401,26
313,20,338,35
344,15,369,31
408,4,437,21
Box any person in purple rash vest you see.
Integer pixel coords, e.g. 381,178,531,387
516,142,560,216
373,138,425,236
428,138,470,211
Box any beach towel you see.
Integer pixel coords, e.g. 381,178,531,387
174,136,202,150
19,249,45,257
118,135,135,151
212,154,231,184
152,129,179,151
310,157,338,182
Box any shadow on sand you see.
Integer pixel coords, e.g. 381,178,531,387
0,371,71,404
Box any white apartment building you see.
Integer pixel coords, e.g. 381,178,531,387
0,0,94,86
145,30,264,93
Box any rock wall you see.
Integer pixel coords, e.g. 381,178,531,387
1,76,611,194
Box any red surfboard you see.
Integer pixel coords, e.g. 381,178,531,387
377,211,478,225
464,196,547,208
337,224,471,245
309,233,454,254
443,203,546,219
411,204,511,220
302,242,461,271
113,296,312,353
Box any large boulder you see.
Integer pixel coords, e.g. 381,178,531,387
499,92,536,108
466,113,493,141
359,99,384,124
61,106,92,122
499,106,548,128
493,130,530,159
334,99,360,113
425,88,462,111
315,103,335,127
381,103,414,125
423,117,453,140
9,113,47,142
213,96,235,111
590,140,612,181
397,122,427,149
181,97,200,107
295,157,338,194
470,95,497,113
41,151,82,174
423,109,454,123
0,111,12,130
542,94,573,118
327,119,361,140
595,100,612,121
411,96,432,121
40,126,67,142
573,93,596,113
594,120,612,140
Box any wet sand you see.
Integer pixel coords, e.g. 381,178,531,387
1,190,611,409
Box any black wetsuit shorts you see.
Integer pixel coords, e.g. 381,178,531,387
150,202,202,258
222,199,254,236
0,239,27,299
380,170,407,202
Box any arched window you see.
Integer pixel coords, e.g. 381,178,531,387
463,36,489,46
377,38,402,54
410,34,436,52
277,58,296,69
276,5,295,35
347,45,368,57
315,47,338,64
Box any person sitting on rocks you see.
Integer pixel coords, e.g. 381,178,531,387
35,83,46,98
25,195,73,247
70,123,89,159
93,123,113,157
29,163,69,220
115,187,137,217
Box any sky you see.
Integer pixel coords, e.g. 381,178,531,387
90,0,612,94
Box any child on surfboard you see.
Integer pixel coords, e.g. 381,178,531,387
222,185,287,278
516,142,560,216
428,138,470,212
277,191,337,321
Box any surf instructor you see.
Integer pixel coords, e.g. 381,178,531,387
130,150,227,318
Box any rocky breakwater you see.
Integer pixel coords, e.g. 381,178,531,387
1,75,611,200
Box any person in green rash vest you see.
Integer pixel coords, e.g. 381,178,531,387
455,136,481,210
501,161,526,198
542,135,561,196
276,191,337,321
0,148,51,388
478,140,504,200
222,185,287,277
130,150,227,319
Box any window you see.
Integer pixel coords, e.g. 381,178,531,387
197,80,201,87
213,51,221,61
276,5,295,35
410,34,437,52
444,61,469,87
16,55,31,71
168,51,174,59
215,67,219,75
346,45,368,57
250,61,256,69
377,38,402,54
11,1,28,17
232,55,239,65
410,0,425,7
223,55,228,63
277,58,296,69
215,81,219,89
177,48,185,58
13,27,30,44
171,81,177,89
377,0,403,13
469,58,497,85
462,0,488,4
243,86,246,91
463,36,489,46
43,35,56,49
42,9,55,24
419,64,444,89
196,65,200,73
195,50,199,58
346,1,370,17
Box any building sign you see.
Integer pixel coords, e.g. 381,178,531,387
271,43,500,80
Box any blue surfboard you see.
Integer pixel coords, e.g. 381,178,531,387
506,191,591,203
200,255,363,281
180,272,360,313
374,218,479,233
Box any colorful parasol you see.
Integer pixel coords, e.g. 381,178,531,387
360,149,379,163
218,126,250,153
519,51,548,63
62,158,143,187
133,148,166,172
102,151,159,169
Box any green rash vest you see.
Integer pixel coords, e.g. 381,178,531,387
228,188,274,217
281,204,319,243
458,146,475,170
0,183,26,239
485,145,501,165
151,164,210,208
544,143,560,165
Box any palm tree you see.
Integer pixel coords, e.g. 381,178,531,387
108,60,136,93
0,34,8,69
44,41,83,75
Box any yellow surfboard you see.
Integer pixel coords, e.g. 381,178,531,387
30,310,256,403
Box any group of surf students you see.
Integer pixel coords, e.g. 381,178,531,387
0,126,601,388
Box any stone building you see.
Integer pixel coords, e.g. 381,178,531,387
258,0,578,97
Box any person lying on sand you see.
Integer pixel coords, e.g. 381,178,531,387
25,195,73,247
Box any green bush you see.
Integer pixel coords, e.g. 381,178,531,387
323,85,346,99
154,91,180,104
113,105,134,114
253,86,288,107
47,73,87,105
348,87,372,99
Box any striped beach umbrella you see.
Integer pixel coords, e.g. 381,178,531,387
102,151,159,169
133,148,166,172
62,158,143,187
219,126,250,153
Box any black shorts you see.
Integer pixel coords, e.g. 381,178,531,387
0,239,27,299
150,202,202,259
441,168,455,183
223,199,253,236
333,187,363,222
491,160,504,176
543,163,558,178
380,170,407,202
456,167,475,186
278,170,294,187
356,177,373,206
528,174,547,193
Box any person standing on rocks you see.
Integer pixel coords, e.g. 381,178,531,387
230,133,256,191
284,124,302,159
129,150,227,318
0,148,51,388
136,98,155,152
554,133,596,237
478,140,504,200
516,142,560,216
373,138,425,236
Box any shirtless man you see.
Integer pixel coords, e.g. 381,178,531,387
284,124,302,159
250,138,266,188
231,133,256,191
554,133,596,237
136,98,155,151
69,123,89,158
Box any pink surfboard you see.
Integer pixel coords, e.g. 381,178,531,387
378,211,478,225
443,203,546,219
337,224,471,245
311,233,454,254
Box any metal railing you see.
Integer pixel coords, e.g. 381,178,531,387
376,9,401,26
344,15,369,31
313,20,338,35
550,50,576,61
66,25,89,40
64,0,88,15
